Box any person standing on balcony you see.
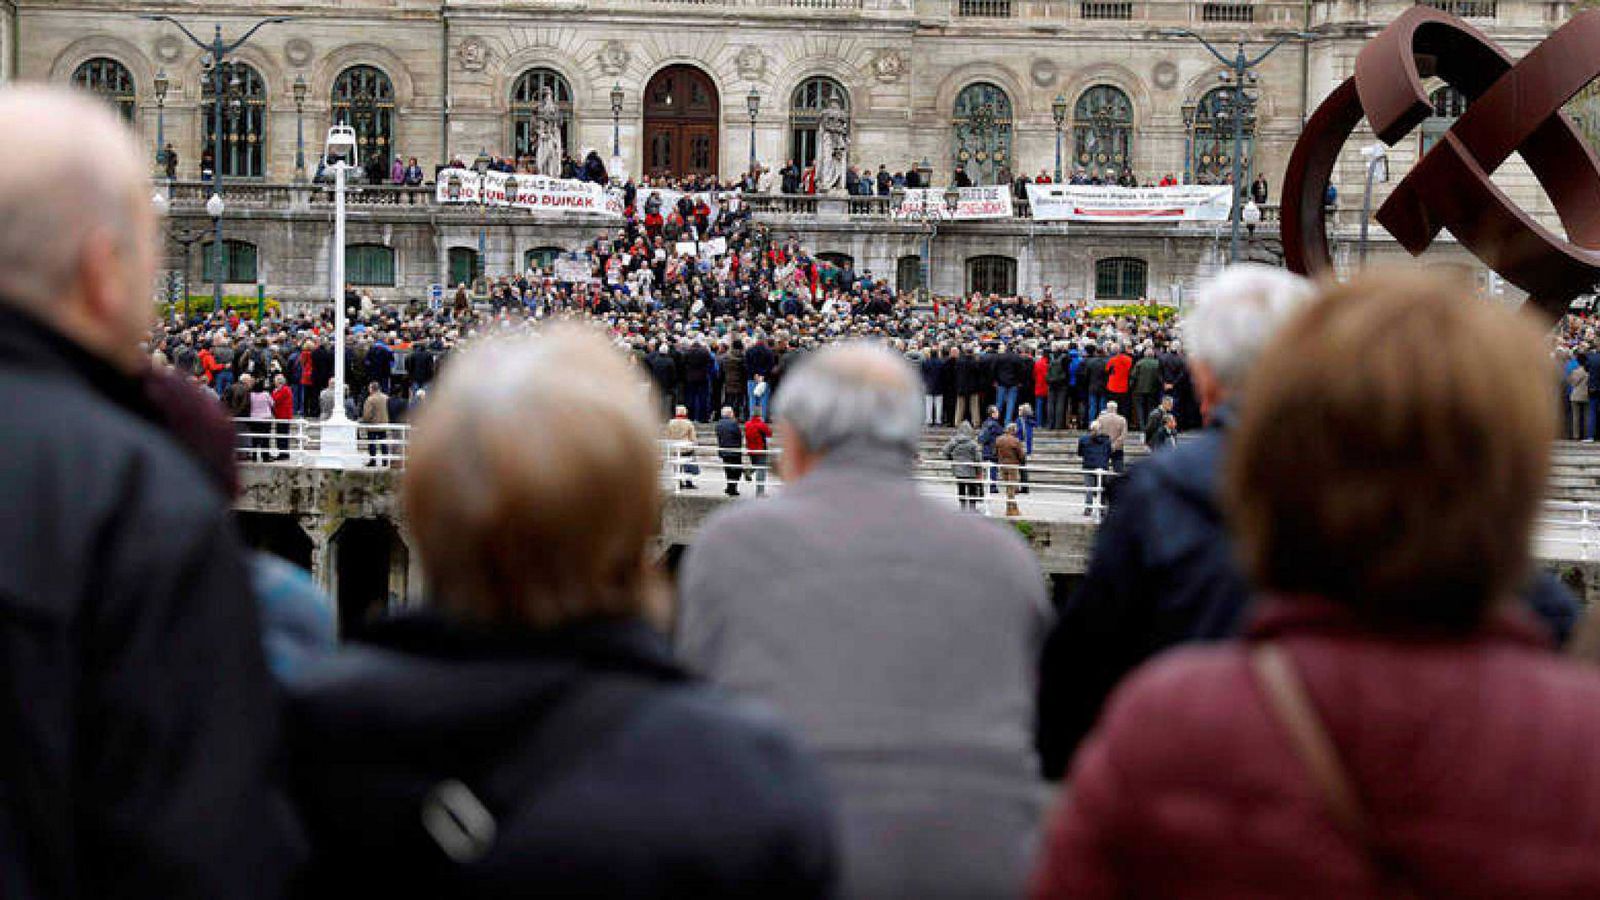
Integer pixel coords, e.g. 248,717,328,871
1250,173,1269,205
360,381,389,467
270,373,294,461
715,406,744,497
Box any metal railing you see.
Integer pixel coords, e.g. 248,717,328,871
231,417,409,468
234,422,1600,541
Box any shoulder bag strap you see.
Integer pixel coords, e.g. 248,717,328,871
1250,642,1420,898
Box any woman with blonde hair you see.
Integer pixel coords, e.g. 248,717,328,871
1033,271,1600,898
287,326,834,898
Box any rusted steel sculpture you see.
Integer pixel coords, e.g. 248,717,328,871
1282,7,1600,317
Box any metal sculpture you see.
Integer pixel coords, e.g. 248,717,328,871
1282,7,1600,316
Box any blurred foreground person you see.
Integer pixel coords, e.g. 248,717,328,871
1037,266,1579,778
1033,272,1600,899
288,327,835,898
0,87,301,897
679,342,1050,899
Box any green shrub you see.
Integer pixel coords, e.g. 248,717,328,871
160,295,281,320
1087,303,1177,321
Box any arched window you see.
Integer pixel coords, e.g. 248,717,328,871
896,254,925,292
952,83,1013,186
967,255,1017,295
346,243,395,287
447,247,479,288
525,246,564,271
1420,85,1468,157
1095,256,1147,301
789,76,849,168
200,62,268,178
72,58,136,122
510,68,573,162
201,239,258,283
1188,86,1254,186
1072,85,1134,183
332,66,396,171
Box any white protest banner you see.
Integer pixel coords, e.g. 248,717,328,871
892,188,952,221
702,237,728,257
436,168,480,203
674,241,699,257
551,254,593,283
435,167,620,218
1025,183,1233,222
954,185,1013,219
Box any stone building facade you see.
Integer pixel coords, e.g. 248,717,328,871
12,0,1587,306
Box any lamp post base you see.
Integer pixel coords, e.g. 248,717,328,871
315,414,360,469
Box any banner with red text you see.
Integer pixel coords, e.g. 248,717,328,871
1025,183,1233,222
435,168,622,218
892,186,1013,221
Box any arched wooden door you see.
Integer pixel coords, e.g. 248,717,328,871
643,65,719,179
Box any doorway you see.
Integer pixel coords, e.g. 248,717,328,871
643,65,720,179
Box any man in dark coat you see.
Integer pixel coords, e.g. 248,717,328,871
647,344,679,418
715,406,745,497
0,87,300,898
681,340,714,422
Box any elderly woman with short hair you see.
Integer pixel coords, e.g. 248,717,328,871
287,326,835,898
1032,271,1600,898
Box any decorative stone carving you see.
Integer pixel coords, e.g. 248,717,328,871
1030,58,1058,88
284,38,313,67
1152,59,1179,90
458,38,488,72
870,48,908,82
154,35,182,64
735,45,767,82
598,39,631,76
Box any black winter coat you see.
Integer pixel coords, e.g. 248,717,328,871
0,305,300,899
287,616,835,899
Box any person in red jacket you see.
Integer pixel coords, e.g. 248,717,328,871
1032,272,1600,900
269,373,295,461
743,412,773,497
1103,342,1133,416
1032,351,1050,431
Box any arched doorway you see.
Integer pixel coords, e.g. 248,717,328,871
643,65,719,179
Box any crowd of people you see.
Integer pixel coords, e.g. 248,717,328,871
17,84,1600,900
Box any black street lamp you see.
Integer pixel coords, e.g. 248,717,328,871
610,82,624,160
153,68,169,177
141,14,291,312
293,74,308,182
746,86,761,173
474,148,492,290
1152,27,1311,262
1051,93,1067,183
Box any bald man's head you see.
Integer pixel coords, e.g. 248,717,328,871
0,85,155,370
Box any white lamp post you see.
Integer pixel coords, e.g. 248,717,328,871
1358,142,1389,267
318,124,360,466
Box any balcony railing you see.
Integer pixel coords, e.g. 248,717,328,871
1419,0,1496,17
159,181,1300,231
957,0,1015,15
1200,1,1254,21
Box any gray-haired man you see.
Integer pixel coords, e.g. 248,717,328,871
678,342,1050,899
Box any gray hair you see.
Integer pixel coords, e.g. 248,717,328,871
775,341,922,459
0,86,145,317
1182,264,1315,392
